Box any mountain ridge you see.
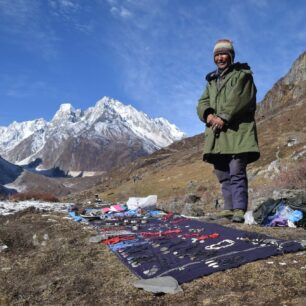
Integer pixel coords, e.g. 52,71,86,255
0,97,185,172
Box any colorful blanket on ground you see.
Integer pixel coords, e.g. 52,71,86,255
93,214,303,284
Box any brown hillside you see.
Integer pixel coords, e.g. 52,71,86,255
256,51,306,119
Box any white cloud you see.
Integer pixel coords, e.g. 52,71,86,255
59,0,78,9
49,0,80,13
120,6,132,17
109,3,132,18
110,6,118,14
48,0,94,34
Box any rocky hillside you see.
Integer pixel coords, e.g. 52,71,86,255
67,51,306,211
256,51,306,119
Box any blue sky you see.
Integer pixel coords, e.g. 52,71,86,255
0,0,305,136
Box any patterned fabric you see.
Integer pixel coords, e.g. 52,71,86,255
103,214,303,284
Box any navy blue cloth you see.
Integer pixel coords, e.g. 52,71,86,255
107,215,303,284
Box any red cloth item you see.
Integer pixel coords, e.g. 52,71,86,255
110,204,126,212
162,212,174,221
197,233,219,241
183,233,200,238
102,235,136,245
140,229,182,238
102,207,111,213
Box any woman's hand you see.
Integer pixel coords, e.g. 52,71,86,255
207,115,224,130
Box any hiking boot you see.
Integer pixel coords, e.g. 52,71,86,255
211,209,234,220
232,209,245,223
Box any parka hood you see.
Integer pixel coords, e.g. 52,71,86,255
206,62,252,82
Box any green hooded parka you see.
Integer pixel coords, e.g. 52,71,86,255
197,62,260,164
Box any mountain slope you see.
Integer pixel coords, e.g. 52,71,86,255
0,153,105,197
256,51,306,119
0,97,185,172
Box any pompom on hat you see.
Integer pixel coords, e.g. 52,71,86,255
213,39,235,63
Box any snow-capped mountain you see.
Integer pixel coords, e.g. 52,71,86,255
0,97,185,172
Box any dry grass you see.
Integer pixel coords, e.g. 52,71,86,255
273,158,306,190
9,192,60,202
1,210,306,305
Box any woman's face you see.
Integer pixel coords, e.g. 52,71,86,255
214,53,231,70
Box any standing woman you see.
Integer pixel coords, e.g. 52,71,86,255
197,39,260,223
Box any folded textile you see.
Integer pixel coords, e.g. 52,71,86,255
288,210,303,223
110,204,126,212
102,207,111,214
109,239,147,251
69,211,83,222
133,276,183,294
89,235,108,243
102,235,136,245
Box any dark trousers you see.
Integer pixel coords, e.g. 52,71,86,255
213,154,248,211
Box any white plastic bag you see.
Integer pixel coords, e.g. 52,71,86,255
244,211,257,225
127,195,158,210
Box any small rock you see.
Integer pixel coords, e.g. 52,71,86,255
89,235,107,243
181,203,194,216
272,189,306,200
184,193,201,203
265,160,281,178
287,137,298,147
32,234,39,246
297,251,306,256
202,298,213,305
300,240,306,248
1,267,11,272
47,219,57,223
0,243,9,252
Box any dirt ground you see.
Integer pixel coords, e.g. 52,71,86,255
1,208,306,306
